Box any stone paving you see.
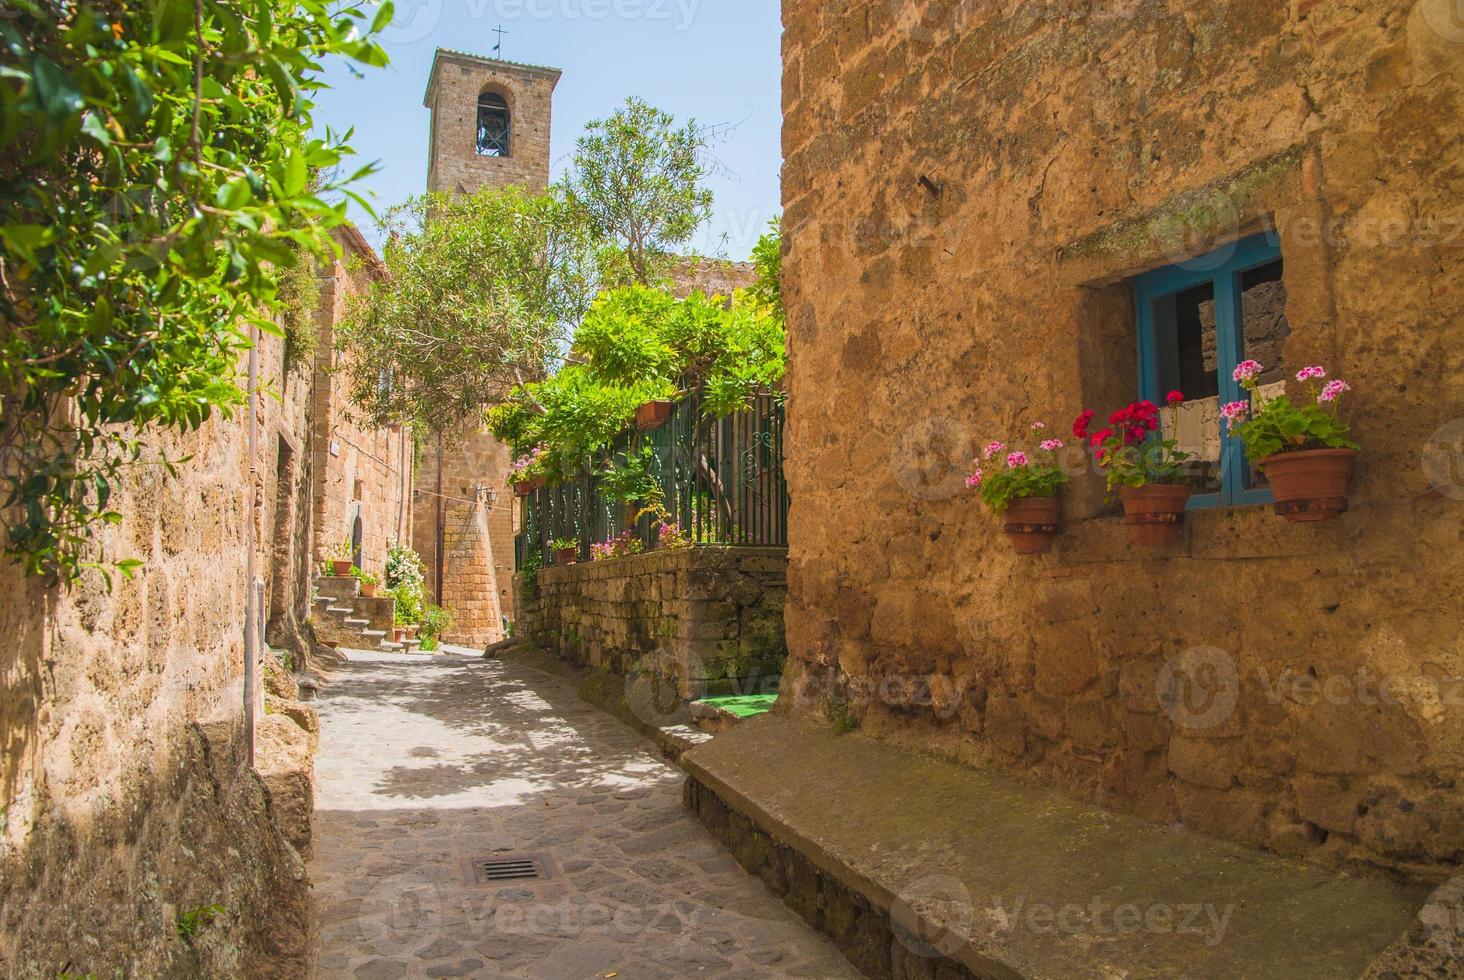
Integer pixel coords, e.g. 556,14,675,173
309,650,859,979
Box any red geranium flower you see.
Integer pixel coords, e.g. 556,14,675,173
1167,390,1185,406
1089,427,1114,447
1073,410,1095,439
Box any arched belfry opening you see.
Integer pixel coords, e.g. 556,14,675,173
476,91,511,157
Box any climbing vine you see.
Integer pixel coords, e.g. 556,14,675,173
0,0,389,584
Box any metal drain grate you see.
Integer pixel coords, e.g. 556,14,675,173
463,853,556,886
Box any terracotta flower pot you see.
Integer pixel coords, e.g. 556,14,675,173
392,627,406,643
1260,448,1357,522
360,582,377,598
331,559,353,577
554,547,578,566
1002,496,1060,555
406,625,419,640
513,477,544,497
635,400,673,431
1120,484,1192,546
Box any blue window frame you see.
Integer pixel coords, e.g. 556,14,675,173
1134,232,1282,509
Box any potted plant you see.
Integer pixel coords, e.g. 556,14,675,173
1225,362,1359,522
966,426,1070,554
597,445,661,528
325,537,354,577
1077,394,1195,546
350,566,380,598
550,538,579,565
418,604,454,653
591,530,645,561
510,444,547,497
635,398,674,431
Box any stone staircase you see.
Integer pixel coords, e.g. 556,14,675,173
311,575,421,654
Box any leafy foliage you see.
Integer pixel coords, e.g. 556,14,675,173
277,242,320,375
385,541,425,626
1077,400,1194,491
417,603,452,651
596,444,659,504
336,186,605,433
176,903,225,947
486,365,662,481
748,218,783,320
488,284,786,474
0,0,387,584
1227,371,1358,461
561,97,713,286
969,445,1069,515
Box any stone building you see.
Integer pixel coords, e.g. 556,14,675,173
779,0,1462,879
0,221,408,975
306,224,415,593
1,329,317,977
413,48,562,647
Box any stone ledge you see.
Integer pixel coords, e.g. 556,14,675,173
681,714,1432,979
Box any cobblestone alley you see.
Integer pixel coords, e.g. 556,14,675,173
309,651,858,979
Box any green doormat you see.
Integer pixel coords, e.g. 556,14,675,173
695,693,778,719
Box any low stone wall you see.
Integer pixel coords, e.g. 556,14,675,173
514,546,787,697
684,777,979,979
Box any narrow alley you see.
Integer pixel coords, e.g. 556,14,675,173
308,651,858,978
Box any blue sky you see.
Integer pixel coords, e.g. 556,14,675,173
312,0,783,259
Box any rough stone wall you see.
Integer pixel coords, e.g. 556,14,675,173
515,547,788,697
668,257,758,299
780,0,1463,879
310,226,414,585
0,327,318,977
413,428,516,647
424,49,559,195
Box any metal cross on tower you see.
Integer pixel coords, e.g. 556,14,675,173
492,25,507,57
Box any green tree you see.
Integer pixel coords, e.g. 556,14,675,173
748,217,783,321
0,0,388,584
335,186,607,433
486,284,786,471
561,97,714,287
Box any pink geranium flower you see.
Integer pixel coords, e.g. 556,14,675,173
1233,359,1264,383
1006,451,1028,468
1220,400,1251,427
1295,365,1327,382
1318,379,1351,403
965,469,984,489
982,441,1006,460
1040,439,1064,451
1030,421,1046,431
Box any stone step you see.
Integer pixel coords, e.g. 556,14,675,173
325,606,354,616
343,618,369,628
681,714,1434,980
362,629,387,640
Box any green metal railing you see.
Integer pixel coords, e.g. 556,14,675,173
515,390,788,568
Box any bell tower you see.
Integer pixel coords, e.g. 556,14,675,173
423,48,561,194
412,48,562,647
